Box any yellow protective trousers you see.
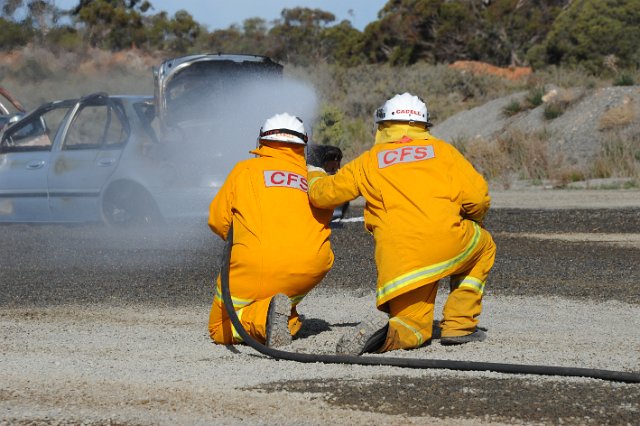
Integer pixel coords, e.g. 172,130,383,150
378,226,495,352
207,142,334,345
209,288,303,344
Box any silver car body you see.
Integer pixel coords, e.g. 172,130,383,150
0,54,284,225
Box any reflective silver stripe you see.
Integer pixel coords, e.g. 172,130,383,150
214,286,253,309
390,317,423,346
377,222,481,303
458,276,485,294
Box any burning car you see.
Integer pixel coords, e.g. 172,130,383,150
0,54,304,226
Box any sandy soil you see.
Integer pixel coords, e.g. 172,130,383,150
1,189,639,425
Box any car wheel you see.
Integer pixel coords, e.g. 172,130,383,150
101,183,163,228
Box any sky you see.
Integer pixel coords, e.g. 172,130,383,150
52,0,388,31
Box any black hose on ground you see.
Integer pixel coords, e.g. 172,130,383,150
220,225,640,383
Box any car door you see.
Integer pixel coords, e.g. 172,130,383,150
47,94,129,222
0,111,60,222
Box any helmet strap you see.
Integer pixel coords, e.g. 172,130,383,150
260,128,308,143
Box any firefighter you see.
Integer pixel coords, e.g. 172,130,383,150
307,93,496,354
208,113,334,347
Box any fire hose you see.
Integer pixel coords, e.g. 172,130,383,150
220,225,640,383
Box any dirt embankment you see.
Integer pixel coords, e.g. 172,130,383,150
431,85,640,176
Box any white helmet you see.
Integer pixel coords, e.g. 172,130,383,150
259,113,308,145
375,92,431,126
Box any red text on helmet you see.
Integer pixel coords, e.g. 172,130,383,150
395,109,423,116
377,145,435,169
264,170,308,192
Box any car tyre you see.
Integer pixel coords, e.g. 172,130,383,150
101,183,163,228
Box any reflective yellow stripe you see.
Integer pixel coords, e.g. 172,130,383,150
289,293,306,307
458,276,485,294
231,308,244,343
215,286,254,310
308,176,323,187
390,317,423,346
377,222,481,303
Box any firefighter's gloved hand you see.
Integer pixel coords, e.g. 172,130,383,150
306,147,324,168
307,145,343,169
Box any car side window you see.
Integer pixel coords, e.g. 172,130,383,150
64,105,108,150
64,103,127,151
0,117,52,153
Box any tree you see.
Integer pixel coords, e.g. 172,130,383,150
70,0,151,49
362,0,567,66
529,0,640,72
476,0,567,66
0,16,35,50
361,0,443,65
269,7,336,65
1,0,62,37
319,20,366,66
163,10,200,53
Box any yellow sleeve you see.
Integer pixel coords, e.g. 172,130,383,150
450,147,491,223
308,157,362,209
208,166,242,240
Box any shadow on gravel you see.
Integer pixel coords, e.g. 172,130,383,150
296,318,332,338
251,375,639,424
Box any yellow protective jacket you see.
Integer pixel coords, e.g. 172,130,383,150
209,142,334,310
308,123,490,310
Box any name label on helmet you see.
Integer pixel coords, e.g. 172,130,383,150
396,109,422,116
377,145,435,169
264,170,308,192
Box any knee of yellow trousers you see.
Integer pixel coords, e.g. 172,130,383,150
209,303,242,345
441,288,482,336
210,320,235,345
387,283,438,318
208,298,272,345
378,316,433,352
475,229,497,275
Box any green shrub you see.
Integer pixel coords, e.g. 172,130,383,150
502,100,524,117
543,102,565,120
0,18,34,51
525,86,545,108
613,74,635,86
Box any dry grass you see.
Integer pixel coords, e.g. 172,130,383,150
2,46,638,186
593,126,640,180
452,129,605,189
0,46,155,108
598,96,636,130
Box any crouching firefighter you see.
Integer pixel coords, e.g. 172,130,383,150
307,93,496,355
208,113,335,347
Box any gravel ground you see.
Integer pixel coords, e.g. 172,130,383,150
1,189,639,425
